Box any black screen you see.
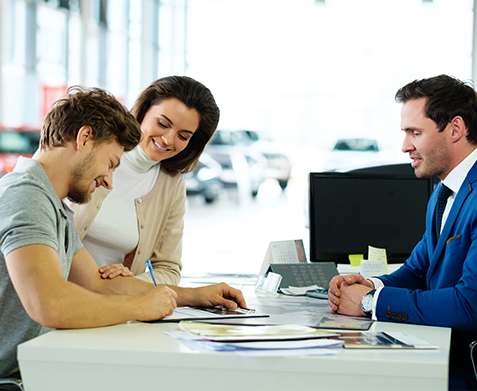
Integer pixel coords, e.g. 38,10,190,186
309,172,434,263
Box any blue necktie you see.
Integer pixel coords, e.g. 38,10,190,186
435,184,452,239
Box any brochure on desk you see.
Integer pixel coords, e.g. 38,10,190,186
148,306,269,323
333,331,438,349
177,321,339,342
196,296,373,331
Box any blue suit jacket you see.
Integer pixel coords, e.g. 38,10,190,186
378,161,477,334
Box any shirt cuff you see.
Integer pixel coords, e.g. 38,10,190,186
371,286,384,321
368,277,384,289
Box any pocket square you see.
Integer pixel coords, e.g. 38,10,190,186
446,235,462,245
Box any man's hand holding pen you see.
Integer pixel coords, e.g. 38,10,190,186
144,260,247,317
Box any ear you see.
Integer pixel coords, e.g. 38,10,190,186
75,126,93,151
449,116,466,143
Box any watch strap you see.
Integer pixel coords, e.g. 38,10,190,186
361,289,376,317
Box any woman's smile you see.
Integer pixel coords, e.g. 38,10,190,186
139,98,200,162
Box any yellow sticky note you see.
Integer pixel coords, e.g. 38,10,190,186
349,254,363,266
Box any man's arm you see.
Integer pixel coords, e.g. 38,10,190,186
327,233,429,316
330,246,477,329
6,245,177,329
68,247,152,295
70,247,248,310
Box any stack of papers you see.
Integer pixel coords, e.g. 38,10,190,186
166,321,343,357
178,321,339,341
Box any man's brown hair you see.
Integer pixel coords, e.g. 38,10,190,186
396,75,477,145
40,86,141,152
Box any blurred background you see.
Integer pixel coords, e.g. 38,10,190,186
0,0,475,277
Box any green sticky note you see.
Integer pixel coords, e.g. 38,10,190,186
349,254,363,266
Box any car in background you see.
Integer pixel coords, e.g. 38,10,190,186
322,138,387,172
184,152,223,204
205,129,267,197
0,126,41,177
242,130,292,190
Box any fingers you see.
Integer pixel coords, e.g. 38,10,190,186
328,296,339,314
334,282,371,317
218,283,248,309
207,283,248,310
328,275,344,298
343,273,370,286
224,286,247,310
164,286,177,315
328,289,340,314
165,285,178,300
185,283,248,310
155,286,177,318
328,275,353,314
98,264,134,279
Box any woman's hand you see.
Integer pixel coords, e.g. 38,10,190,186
99,263,135,279
172,283,248,309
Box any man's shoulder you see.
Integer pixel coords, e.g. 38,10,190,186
1,157,55,198
0,169,59,224
0,170,48,202
465,159,477,183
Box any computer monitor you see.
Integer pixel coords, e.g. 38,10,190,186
309,171,435,264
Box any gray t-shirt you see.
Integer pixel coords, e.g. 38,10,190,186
0,157,83,377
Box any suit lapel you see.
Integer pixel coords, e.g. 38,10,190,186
427,162,477,283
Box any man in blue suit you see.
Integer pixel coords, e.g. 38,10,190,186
328,75,477,390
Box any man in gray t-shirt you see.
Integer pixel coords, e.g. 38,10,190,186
0,86,179,379
0,86,246,380
0,157,83,377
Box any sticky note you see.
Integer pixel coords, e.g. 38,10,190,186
368,245,388,273
360,260,385,278
349,254,364,266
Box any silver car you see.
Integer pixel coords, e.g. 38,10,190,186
205,129,267,197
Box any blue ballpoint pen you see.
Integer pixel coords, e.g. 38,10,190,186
145,259,158,287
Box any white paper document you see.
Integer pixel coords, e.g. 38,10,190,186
384,331,439,349
359,260,385,278
280,285,320,296
153,306,269,322
176,321,339,341
166,330,343,357
234,349,338,357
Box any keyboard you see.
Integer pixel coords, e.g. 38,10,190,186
305,288,329,300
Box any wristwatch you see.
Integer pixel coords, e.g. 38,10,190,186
360,289,376,318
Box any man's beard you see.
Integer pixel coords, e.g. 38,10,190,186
67,152,95,204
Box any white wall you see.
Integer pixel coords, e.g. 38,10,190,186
185,0,473,175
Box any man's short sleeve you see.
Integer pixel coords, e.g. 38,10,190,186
0,175,82,278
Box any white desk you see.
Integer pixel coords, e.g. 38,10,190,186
18,303,451,391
